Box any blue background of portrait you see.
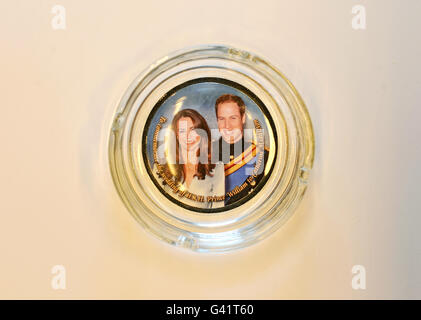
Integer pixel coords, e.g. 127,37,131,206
145,81,271,168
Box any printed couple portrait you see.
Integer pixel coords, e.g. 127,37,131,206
152,93,270,209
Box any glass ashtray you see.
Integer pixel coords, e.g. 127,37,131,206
109,45,314,252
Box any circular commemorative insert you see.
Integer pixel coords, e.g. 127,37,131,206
109,45,314,252
143,78,277,213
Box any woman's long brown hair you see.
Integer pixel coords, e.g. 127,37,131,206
161,109,215,185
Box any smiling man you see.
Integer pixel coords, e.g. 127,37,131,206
212,94,269,206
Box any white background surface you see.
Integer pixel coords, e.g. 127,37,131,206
1,0,420,299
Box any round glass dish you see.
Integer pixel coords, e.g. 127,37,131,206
109,45,314,252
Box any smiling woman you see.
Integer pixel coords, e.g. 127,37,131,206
109,45,314,252
151,108,224,209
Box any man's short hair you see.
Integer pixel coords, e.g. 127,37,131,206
215,94,246,117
